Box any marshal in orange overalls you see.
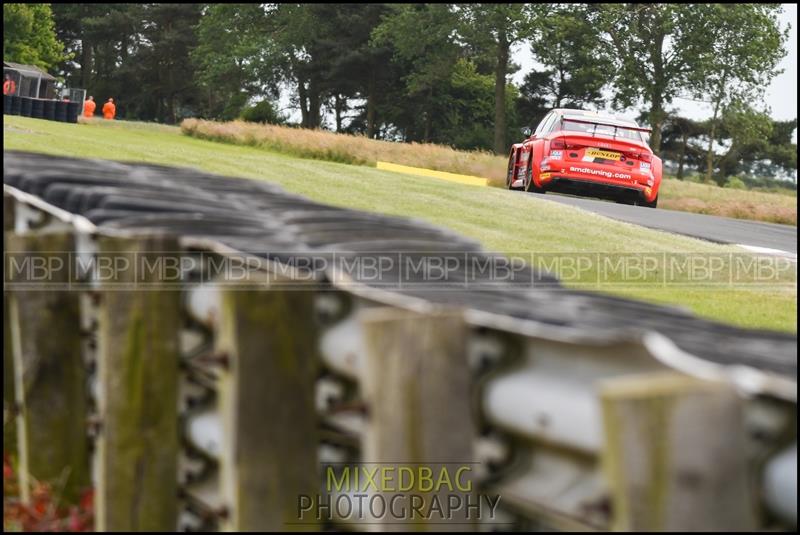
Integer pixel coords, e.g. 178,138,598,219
102,98,116,120
3,78,16,96
83,98,96,118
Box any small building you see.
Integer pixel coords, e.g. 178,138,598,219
3,61,57,99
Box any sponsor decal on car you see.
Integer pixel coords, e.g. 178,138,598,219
640,162,651,170
583,148,621,161
539,172,552,180
569,166,632,180
550,150,563,159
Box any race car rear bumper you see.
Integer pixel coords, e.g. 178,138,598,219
536,158,657,200
545,176,648,202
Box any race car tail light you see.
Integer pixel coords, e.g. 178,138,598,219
550,138,566,150
640,153,652,163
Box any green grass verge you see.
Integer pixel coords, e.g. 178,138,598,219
4,116,796,332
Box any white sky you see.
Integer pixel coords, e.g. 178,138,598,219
512,3,798,123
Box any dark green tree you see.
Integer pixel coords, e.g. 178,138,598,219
590,4,705,154
52,4,99,89
659,115,706,179
528,5,606,109
192,4,275,120
240,99,285,125
713,103,773,183
264,4,332,129
459,4,540,153
761,119,798,182
686,4,788,183
52,4,144,116
373,4,465,142
133,4,203,123
312,4,394,137
715,105,797,184
518,4,607,129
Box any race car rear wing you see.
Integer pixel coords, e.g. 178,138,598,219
561,116,653,133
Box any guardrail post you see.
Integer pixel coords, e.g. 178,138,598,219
360,307,477,530
4,192,16,456
6,229,90,504
215,273,319,531
94,233,181,531
600,372,756,531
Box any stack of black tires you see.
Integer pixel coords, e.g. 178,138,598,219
3,95,79,124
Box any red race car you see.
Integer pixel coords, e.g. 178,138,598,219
506,109,661,208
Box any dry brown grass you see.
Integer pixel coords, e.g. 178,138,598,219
659,178,796,225
181,119,796,225
181,118,506,181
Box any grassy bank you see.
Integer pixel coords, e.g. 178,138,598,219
4,115,796,332
181,119,797,225
658,178,796,224
181,118,502,181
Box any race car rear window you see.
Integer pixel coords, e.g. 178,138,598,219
536,112,556,135
560,118,646,142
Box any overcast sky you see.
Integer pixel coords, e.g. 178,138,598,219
512,3,798,123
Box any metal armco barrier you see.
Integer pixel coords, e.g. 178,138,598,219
3,150,797,531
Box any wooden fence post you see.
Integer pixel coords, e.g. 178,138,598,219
94,233,181,531
600,372,756,531
360,307,477,531
4,192,16,457
215,274,319,531
6,229,90,504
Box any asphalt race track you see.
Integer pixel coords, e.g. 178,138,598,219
537,193,798,255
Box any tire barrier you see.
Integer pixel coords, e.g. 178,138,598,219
3,152,797,531
55,100,68,122
67,101,81,123
43,99,56,121
20,96,32,117
3,151,795,376
31,98,44,120
4,98,82,124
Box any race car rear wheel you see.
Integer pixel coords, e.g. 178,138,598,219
506,153,521,190
524,158,546,194
640,195,658,209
